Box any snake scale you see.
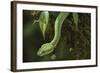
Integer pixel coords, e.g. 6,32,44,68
37,12,69,56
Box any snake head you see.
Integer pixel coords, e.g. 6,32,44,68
37,43,55,56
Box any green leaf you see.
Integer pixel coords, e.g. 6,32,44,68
72,13,78,31
39,11,49,39
69,48,73,52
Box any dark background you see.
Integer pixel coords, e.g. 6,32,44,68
23,10,91,62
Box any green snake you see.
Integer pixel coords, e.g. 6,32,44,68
37,12,69,56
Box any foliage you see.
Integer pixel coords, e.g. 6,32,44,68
32,11,49,39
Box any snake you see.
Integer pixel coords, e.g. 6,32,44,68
37,12,69,56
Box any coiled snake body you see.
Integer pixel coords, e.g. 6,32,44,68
37,12,69,56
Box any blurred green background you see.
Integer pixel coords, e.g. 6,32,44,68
23,10,91,62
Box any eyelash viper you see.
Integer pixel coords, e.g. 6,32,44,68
37,12,69,56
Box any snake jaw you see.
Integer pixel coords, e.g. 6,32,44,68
37,51,42,56
37,43,54,56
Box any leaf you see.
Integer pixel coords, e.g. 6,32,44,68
39,11,49,39
72,13,78,31
32,20,39,26
31,11,39,16
69,48,73,52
